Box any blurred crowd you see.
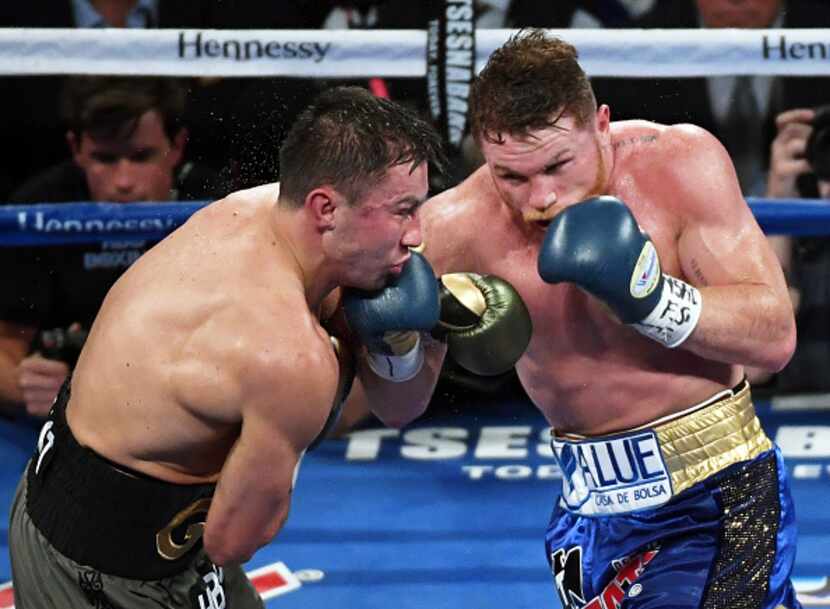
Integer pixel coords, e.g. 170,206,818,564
1,0,829,424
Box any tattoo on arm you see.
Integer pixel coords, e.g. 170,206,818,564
689,258,709,286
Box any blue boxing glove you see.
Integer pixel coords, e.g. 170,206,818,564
537,196,702,348
343,251,440,381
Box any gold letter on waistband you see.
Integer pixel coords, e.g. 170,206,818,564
155,498,212,560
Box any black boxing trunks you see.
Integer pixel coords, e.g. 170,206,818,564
545,380,802,609
9,379,264,609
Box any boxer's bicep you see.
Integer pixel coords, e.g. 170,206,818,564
666,126,781,291
677,184,785,296
204,354,332,565
678,214,774,289
668,132,795,362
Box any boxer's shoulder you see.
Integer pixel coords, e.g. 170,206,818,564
611,119,716,152
421,167,501,270
424,166,495,216
193,183,278,223
610,120,675,161
610,121,729,199
226,181,280,203
212,303,338,413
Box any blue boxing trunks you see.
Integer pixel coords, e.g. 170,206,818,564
545,380,801,609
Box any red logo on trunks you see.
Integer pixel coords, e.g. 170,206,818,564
583,549,659,609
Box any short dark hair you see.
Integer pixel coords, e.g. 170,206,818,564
470,29,596,144
61,76,187,142
278,86,446,208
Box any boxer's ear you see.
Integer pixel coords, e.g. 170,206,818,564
596,105,611,139
306,186,339,231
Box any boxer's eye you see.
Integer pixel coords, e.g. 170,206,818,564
501,173,526,184
544,160,568,174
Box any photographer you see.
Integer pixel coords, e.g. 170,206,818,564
0,76,222,418
749,106,830,391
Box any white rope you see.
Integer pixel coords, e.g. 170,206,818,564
0,27,829,77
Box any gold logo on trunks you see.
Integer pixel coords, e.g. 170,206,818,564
156,498,212,560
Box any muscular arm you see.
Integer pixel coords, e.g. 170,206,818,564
348,335,447,429
203,344,332,566
672,127,796,370
324,291,446,429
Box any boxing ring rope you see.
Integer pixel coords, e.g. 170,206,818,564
0,199,828,246
2,26,830,241
1,28,830,77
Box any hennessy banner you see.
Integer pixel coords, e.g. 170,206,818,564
426,0,476,153
3,29,830,78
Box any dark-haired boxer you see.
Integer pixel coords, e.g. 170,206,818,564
418,29,801,609
8,85,531,609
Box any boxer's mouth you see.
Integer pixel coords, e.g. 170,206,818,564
523,209,557,230
525,217,553,233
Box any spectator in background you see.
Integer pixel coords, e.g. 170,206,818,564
591,0,830,196
485,0,645,28
0,76,222,419
748,107,830,392
0,0,215,200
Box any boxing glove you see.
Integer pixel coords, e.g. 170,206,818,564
537,196,701,348
343,251,440,381
435,273,532,376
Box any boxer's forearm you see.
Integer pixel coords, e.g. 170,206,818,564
680,284,796,372
360,338,446,429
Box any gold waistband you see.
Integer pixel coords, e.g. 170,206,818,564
647,382,770,495
554,381,772,497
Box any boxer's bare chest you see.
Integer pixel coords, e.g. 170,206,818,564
468,187,711,431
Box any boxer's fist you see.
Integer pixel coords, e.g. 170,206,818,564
538,196,661,322
343,251,439,353
538,196,701,348
435,273,532,376
343,252,439,380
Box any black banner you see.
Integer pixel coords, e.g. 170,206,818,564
426,0,476,154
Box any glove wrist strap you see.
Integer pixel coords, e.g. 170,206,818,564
366,333,424,382
631,275,702,348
